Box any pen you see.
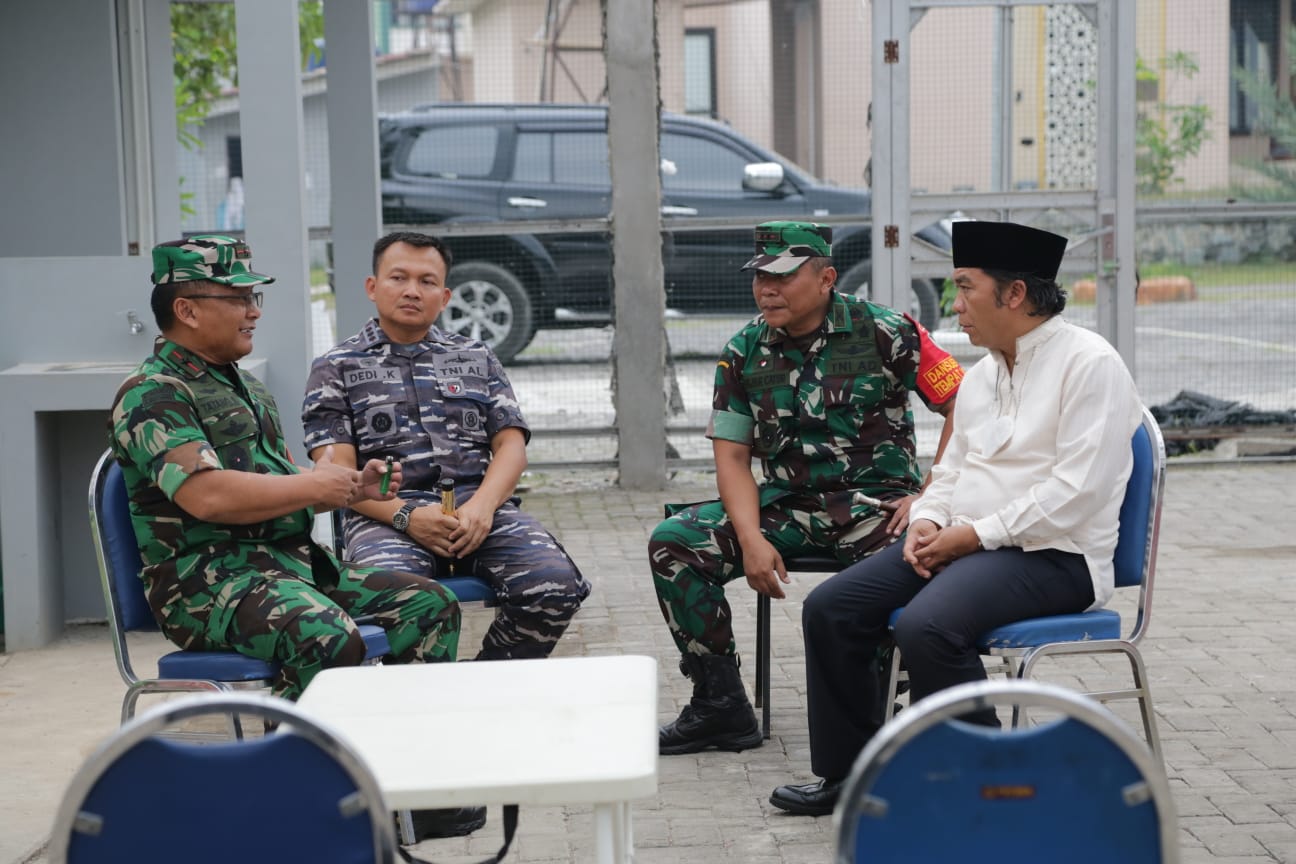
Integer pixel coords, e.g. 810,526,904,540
379,456,394,496
852,492,887,508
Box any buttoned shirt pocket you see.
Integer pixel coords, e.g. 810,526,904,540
357,402,409,443
742,357,797,459
436,379,492,443
196,399,260,472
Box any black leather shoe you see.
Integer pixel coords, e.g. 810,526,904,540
769,778,844,816
402,807,487,840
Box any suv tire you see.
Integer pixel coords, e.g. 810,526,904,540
836,259,941,333
441,261,536,363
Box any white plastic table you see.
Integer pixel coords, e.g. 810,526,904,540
298,654,658,864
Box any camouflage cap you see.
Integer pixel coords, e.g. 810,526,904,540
150,235,276,287
741,221,833,274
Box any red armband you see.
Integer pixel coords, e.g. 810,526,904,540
905,313,963,404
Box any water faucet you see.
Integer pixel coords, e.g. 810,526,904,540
126,310,146,335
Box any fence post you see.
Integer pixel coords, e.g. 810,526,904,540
606,0,667,490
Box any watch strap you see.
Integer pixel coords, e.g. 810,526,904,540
393,502,418,533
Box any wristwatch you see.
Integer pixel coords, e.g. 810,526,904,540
391,502,419,534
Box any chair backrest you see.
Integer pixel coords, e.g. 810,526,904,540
88,449,157,634
834,679,1178,864
49,693,399,864
1111,409,1167,643
1113,408,1166,589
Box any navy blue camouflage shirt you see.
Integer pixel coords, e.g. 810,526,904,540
302,319,529,495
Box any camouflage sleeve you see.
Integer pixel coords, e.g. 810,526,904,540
873,309,962,412
706,332,756,445
483,348,531,444
301,351,353,452
111,373,220,500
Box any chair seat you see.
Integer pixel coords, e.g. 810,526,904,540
979,610,1122,650
886,607,1122,650
155,623,391,681
438,575,496,604
157,651,278,681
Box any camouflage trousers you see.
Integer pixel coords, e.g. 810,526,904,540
344,501,591,660
180,549,460,701
648,496,900,657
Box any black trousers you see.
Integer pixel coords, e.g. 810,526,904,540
802,540,1094,781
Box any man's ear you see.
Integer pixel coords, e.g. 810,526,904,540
821,265,837,292
172,296,200,330
364,275,378,302
1004,278,1029,309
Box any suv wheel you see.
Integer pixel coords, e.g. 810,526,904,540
440,262,536,363
837,260,941,333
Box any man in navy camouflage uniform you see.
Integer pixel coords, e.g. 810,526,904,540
110,236,462,703
650,221,963,755
302,231,590,661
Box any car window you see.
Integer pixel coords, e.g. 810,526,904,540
514,133,551,183
514,131,610,187
405,125,498,178
660,131,752,192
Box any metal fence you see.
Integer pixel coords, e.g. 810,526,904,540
179,0,1296,468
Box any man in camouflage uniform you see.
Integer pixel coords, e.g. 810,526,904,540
110,236,462,703
302,231,590,661
650,221,963,755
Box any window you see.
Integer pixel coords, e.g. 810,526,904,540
1230,0,1282,135
513,131,610,187
406,125,498,178
684,29,717,118
660,132,752,192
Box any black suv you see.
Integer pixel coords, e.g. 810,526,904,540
380,103,948,362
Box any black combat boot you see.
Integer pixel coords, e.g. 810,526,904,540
659,653,763,755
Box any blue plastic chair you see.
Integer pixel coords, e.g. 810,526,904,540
883,407,1168,759
49,693,399,864
834,679,1179,864
89,449,391,731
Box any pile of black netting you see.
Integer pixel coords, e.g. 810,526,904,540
1149,390,1296,456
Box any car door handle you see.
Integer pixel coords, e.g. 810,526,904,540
507,197,548,208
660,205,698,216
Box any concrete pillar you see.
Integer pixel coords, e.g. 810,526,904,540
606,0,666,490
234,0,314,453
324,0,384,340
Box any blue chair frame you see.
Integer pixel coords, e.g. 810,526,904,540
883,407,1168,759
49,692,400,864
834,679,1179,864
89,449,390,732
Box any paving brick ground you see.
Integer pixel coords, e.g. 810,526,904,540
2,460,1294,863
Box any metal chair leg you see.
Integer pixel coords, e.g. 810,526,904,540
756,593,771,739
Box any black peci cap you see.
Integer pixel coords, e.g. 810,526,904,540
951,221,1069,280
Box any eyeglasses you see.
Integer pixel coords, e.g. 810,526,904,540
182,291,264,310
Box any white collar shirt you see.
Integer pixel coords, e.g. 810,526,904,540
909,316,1143,607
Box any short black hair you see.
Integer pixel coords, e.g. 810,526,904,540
150,278,223,330
984,268,1067,318
372,232,454,276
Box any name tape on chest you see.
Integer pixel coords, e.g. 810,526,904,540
344,366,402,388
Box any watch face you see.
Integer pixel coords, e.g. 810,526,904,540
393,506,411,532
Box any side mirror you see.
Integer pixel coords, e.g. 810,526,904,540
743,162,784,193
